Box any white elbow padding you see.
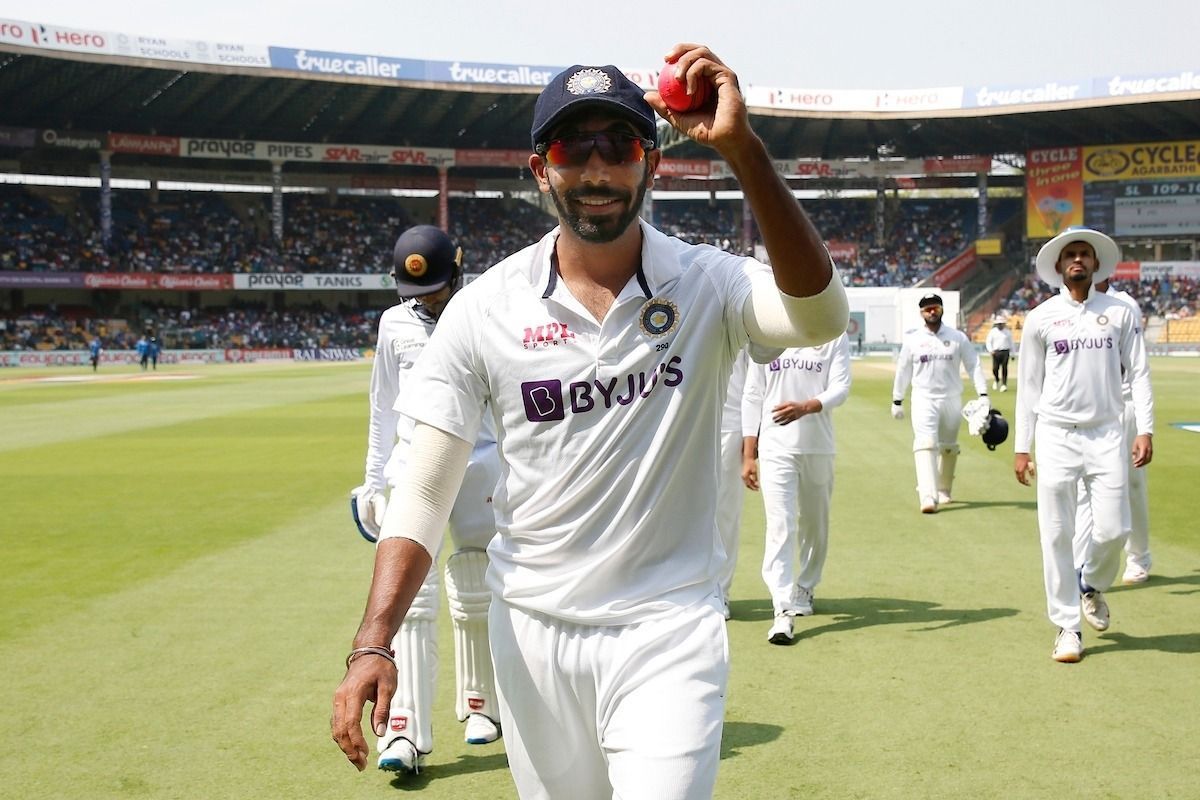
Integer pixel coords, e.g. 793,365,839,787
744,267,849,348
377,423,473,558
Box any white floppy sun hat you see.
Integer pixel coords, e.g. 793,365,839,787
1034,227,1121,288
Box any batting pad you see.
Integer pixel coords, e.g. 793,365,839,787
937,448,959,494
913,437,938,502
383,618,437,755
379,569,440,754
444,548,498,722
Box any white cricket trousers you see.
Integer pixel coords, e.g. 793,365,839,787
910,392,963,447
1034,419,1127,631
489,599,729,800
1121,400,1152,568
715,429,746,602
758,449,834,615
1072,401,1151,569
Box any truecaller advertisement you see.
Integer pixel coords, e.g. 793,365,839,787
268,46,424,80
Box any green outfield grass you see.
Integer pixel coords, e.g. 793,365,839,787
1,357,1197,799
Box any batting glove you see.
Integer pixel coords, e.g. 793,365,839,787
350,485,388,543
890,401,904,420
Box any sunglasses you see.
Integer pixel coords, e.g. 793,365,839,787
535,132,655,168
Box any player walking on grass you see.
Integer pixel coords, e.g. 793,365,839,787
1072,277,1156,586
1014,228,1153,663
891,293,988,513
332,44,849,799
349,225,502,774
741,333,851,645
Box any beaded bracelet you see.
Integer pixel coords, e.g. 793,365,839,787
345,645,396,669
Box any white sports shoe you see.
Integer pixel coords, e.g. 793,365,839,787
378,738,424,774
992,380,999,390
791,585,814,617
464,713,500,745
920,496,938,514
937,491,952,505
1000,384,1008,392
1052,628,1082,663
1122,562,1150,584
1081,589,1110,632
767,614,793,645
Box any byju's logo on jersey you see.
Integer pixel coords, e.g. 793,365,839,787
523,321,576,349
639,299,679,338
769,355,824,372
1052,336,1113,355
520,356,685,422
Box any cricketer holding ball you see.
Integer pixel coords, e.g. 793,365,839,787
349,225,503,773
1014,227,1153,663
332,44,849,799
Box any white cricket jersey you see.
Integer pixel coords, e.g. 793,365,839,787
363,301,495,491
1107,286,1144,403
1014,286,1153,453
892,323,988,401
985,326,1013,352
363,301,434,490
399,221,770,624
742,334,851,454
721,350,749,434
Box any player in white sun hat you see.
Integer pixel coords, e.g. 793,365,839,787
1014,226,1153,663
333,44,849,799
348,224,502,774
891,292,989,513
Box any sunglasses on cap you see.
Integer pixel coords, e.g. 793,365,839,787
535,131,655,168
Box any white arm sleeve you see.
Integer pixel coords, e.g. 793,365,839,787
742,267,849,349
377,422,474,557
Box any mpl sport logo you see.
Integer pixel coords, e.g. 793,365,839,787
523,321,576,349
389,716,409,733
521,356,684,422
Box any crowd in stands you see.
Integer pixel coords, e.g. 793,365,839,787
9,184,1200,351
2,303,378,351
995,274,1199,322
448,197,557,270
3,187,1006,285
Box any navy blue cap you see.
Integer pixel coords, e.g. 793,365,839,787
391,225,462,297
531,65,658,149
918,293,944,308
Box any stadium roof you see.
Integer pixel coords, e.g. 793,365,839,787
4,51,1200,169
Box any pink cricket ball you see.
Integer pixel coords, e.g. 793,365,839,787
657,66,711,113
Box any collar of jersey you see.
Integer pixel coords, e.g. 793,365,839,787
532,219,677,301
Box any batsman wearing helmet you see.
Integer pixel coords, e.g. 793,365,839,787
349,225,502,773
891,293,989,513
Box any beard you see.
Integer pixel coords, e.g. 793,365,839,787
1065,267,1091,284
548,175,648,243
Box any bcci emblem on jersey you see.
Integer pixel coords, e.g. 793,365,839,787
639,299,679,338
